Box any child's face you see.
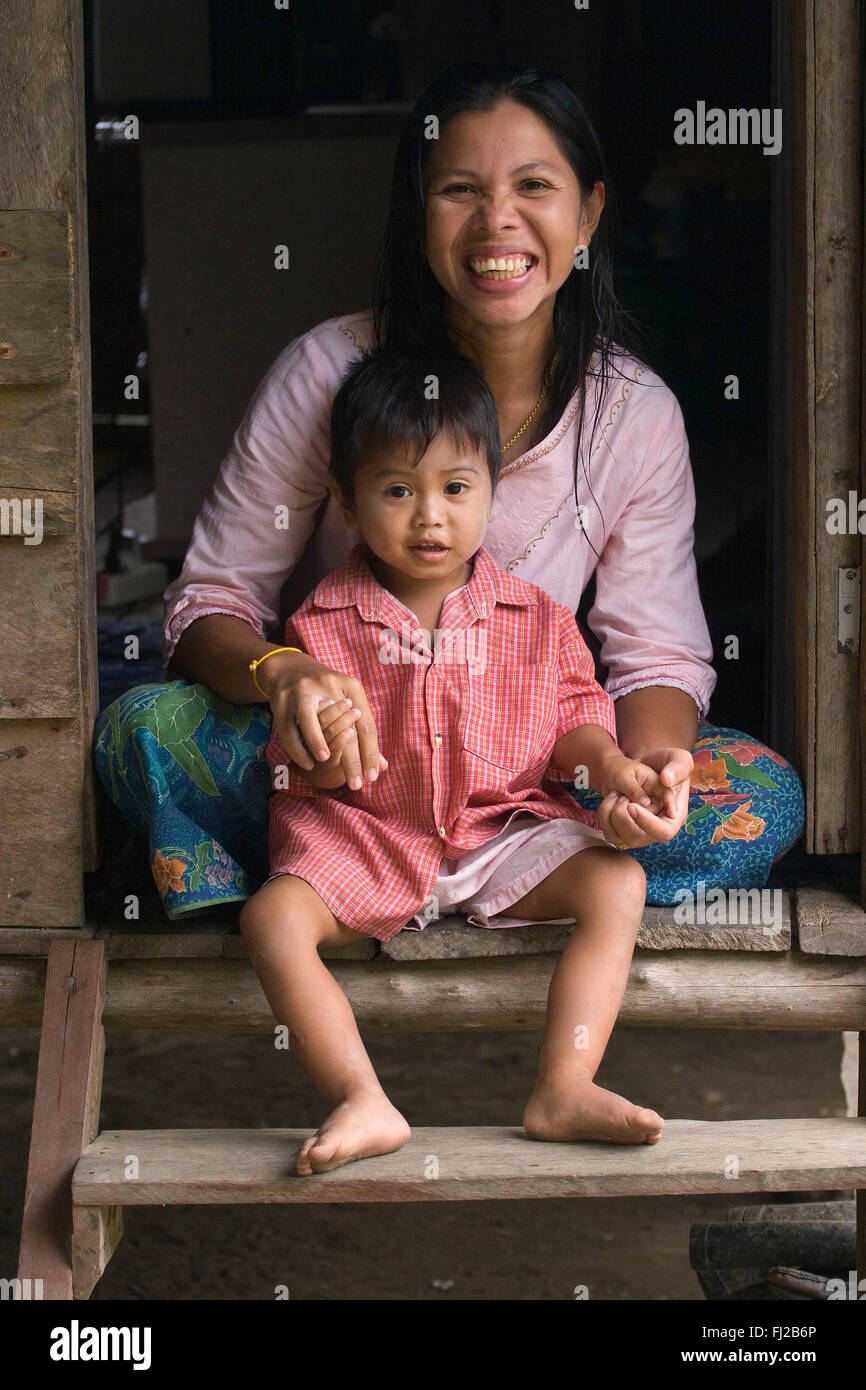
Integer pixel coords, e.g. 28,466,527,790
331,432,494,584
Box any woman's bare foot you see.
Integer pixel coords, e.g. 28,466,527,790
296,1089,411,1175
523,1073,664,1146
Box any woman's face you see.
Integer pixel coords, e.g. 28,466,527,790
422,98,604,335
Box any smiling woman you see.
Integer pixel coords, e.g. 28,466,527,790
93,61,805,919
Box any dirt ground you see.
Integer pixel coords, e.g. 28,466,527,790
1,1020,849,1300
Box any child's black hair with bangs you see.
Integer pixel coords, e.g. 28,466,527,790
329,343,501,508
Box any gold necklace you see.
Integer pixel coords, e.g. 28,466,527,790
501,347,561,453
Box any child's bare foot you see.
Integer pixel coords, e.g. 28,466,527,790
523,1074,664,1146
296,1089,411,1175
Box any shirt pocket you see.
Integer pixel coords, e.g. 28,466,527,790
460,663,559,773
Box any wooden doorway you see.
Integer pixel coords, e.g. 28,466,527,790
0,2,864,927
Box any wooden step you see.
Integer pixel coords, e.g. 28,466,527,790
73,1119,866,1205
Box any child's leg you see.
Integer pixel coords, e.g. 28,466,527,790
239,875,411,1175
506,845,664,1145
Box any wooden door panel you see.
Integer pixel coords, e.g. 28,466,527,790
0,720,83,925
770,0,863,854
0,536,80,719
0,0,101,923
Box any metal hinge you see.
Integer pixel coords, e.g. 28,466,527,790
837,567,860,653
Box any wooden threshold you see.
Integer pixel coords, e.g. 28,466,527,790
3,885,865,958
3,885,866,959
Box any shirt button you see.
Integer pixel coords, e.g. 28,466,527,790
433,733,443,746
438,824,447,837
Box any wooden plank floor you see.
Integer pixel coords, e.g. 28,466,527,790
73,1119,866,1205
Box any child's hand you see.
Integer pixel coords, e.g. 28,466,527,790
596,753,675,847
303,698,388,790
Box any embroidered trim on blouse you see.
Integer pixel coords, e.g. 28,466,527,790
164,604,264,667
506,362,649,572
337,323,362,347
497,348,602,482
504,487,576,574
607,676,707,720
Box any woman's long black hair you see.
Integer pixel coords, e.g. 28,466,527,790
371,61,657,559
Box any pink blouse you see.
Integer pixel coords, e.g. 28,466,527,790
162,308,717,719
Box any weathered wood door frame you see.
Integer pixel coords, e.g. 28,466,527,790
769,0,864,860
0,0,100,927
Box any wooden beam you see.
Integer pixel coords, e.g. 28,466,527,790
0,0,100,927
3,949,866,1031
17,940,107,1299
811,0,863,852
0,927,97,955
771,0,864,851
71,1203,123,1301
795,887,866,953
768,0,807,780
99,952,866,1032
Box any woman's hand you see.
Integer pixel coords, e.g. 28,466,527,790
259,650,385,791
597,746,694,850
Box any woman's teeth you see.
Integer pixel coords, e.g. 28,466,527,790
468,255,534,280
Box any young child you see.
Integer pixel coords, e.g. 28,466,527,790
240,344,676,1176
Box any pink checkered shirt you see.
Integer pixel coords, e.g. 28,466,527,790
266,541,618,940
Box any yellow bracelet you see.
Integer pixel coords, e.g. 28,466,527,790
249,646,304,697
